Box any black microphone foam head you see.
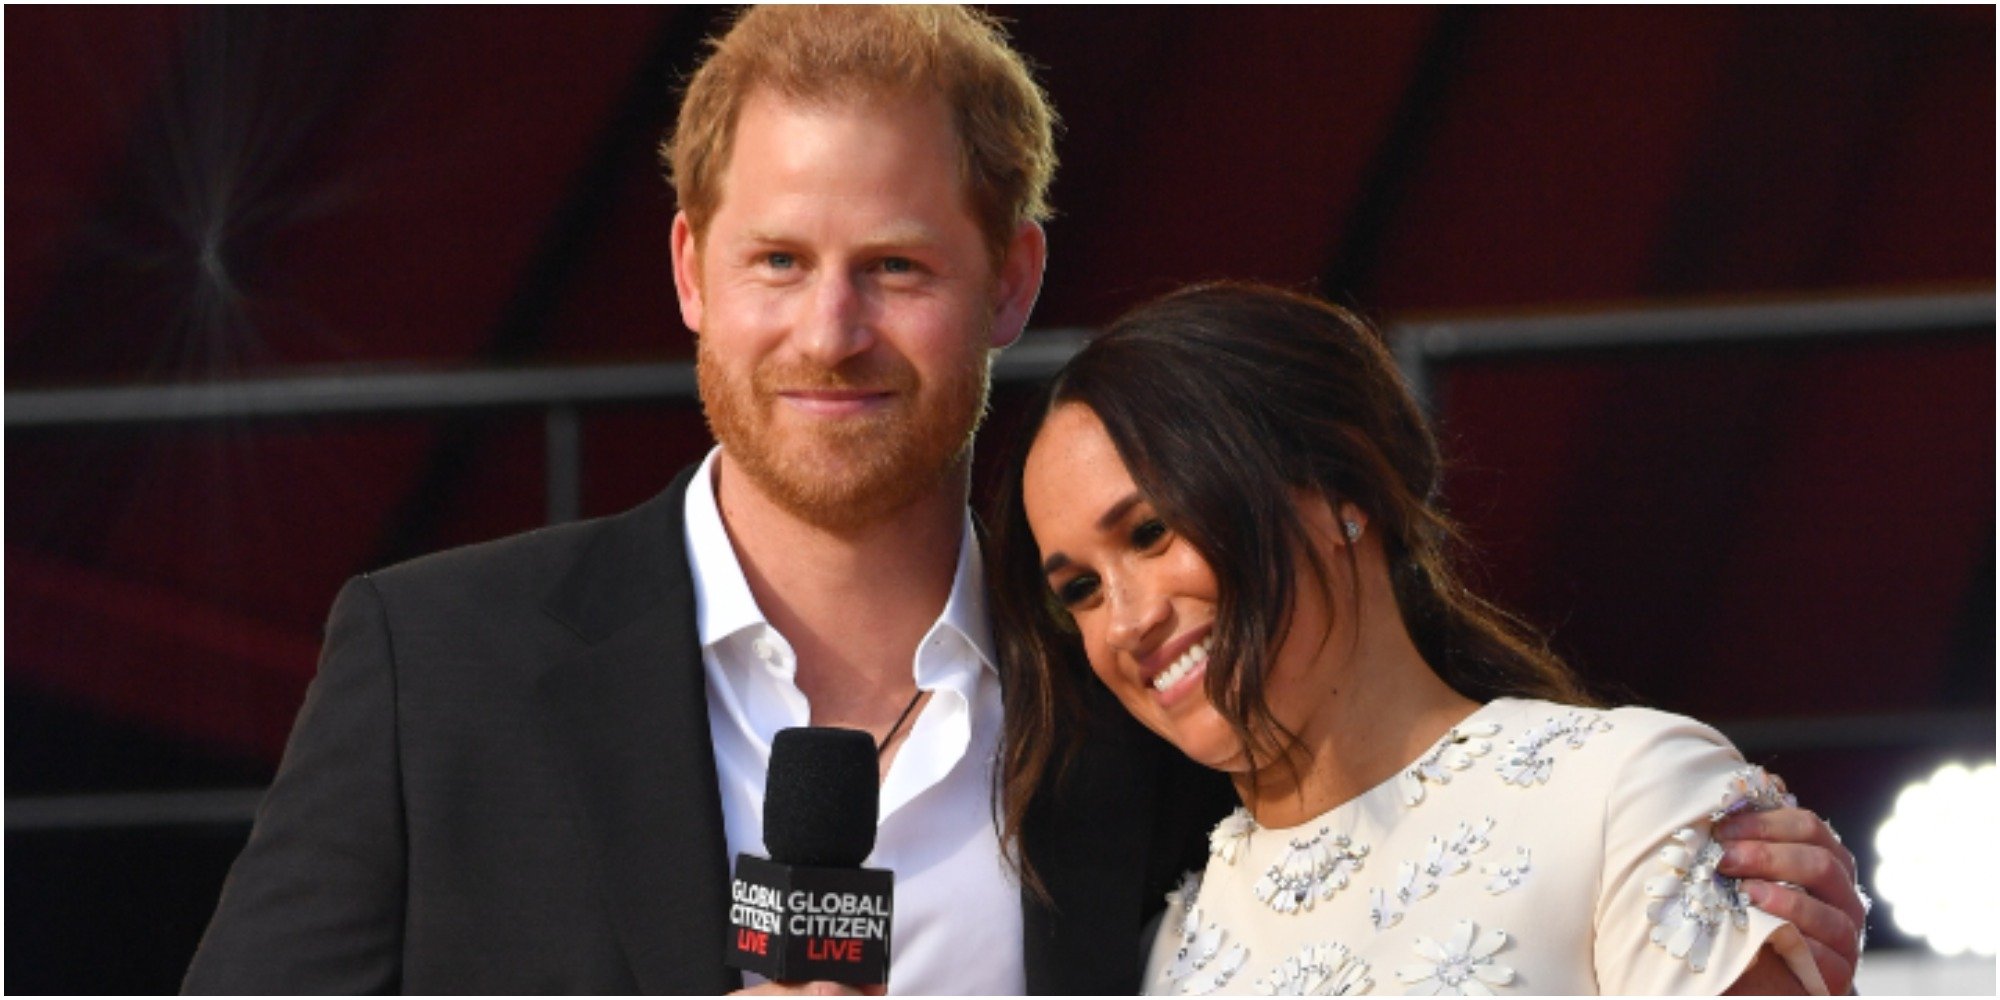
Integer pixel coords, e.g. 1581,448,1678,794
763,726,879,867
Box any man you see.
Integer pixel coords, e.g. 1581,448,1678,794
186,6,1865,994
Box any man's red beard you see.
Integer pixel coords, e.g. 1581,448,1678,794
697,339,992,533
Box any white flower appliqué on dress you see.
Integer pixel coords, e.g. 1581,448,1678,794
1160,871,1251,994
1642,828,1745,972
1395,919,1515,996
1480,847,1531,895
1399,722,1502,805
1212,807,1258,864
1257,941,1374,996
1370,819,1494,929
1494,712,1612,787
1254,827,1370,915
1709,766,1796,821
1641,764,1792,972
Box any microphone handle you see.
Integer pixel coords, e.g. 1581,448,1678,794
726,853,893,986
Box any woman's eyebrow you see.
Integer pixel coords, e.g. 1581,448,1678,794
1095,493,1141,531
1039,492,1144,576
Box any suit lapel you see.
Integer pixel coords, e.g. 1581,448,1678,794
536,467,741,994
1020,702,1164,994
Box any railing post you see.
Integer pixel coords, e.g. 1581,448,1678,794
546,404,581,524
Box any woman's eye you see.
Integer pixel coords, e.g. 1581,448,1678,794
1132,518,1169,550
1054,574,1099,608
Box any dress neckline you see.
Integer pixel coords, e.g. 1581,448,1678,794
1236,697,1520,836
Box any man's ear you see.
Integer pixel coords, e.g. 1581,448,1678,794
989,221,1047,349
670,211,705,334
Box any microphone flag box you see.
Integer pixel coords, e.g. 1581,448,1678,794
727,853,893,984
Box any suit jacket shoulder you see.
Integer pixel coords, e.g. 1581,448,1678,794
187,466,737,994
364,467,694,645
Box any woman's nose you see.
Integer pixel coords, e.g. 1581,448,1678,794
1105,576,1170,655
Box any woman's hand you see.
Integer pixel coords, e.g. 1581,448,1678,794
1715,806,1866,994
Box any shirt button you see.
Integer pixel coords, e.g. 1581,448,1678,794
752,637,776,663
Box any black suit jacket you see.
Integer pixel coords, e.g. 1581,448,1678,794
185,466,1231,994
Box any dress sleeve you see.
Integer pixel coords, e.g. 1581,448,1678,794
1591,711,1829,995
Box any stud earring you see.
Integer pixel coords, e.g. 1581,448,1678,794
1342,520,1363,543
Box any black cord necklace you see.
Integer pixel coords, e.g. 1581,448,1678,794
877,689,925,757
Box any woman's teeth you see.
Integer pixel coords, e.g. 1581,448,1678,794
1152,639,1209,692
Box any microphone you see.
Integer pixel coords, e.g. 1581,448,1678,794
726,726,894,986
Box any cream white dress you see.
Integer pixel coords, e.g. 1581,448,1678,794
1141,698,1829,995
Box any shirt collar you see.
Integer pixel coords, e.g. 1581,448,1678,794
931,516,998,681
684,447,768,649
682,446,999,679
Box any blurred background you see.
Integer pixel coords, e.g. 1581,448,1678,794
5,6,1993,992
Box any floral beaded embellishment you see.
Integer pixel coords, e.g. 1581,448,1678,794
1178,947,1251,995
1371,819,1495,930
1400,721,1502,806
1709,766,1796,822
1257,941,1374,996
1160,871,1251,994
1494,712,1612,787
1481,847,1532,895
1167,868,1204,911
1431,818,1494,873
1641,765,1795,972
1643,828,1747,972
1395,919,1516,996
1253,827,1370,915
1371,871,1420,931
1211,807,1258,864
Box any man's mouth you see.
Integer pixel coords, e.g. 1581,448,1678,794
777,389,894,416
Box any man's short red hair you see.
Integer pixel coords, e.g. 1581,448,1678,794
663,4,1057,265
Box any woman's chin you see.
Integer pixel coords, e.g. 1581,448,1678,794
1155,714,1252,775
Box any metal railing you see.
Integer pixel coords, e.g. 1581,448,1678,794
6,293,1993,830
6,328,1093,525
1391,290,1994,408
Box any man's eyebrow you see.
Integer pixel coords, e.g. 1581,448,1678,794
857,222,942,249
736,224,942,251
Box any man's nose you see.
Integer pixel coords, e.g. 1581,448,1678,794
795,271,876,368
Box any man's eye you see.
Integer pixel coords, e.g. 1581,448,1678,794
880,257,915,274
765,252,796,269
1132,518,1169,550
1054,574,1099,608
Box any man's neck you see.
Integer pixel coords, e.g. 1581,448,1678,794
711,452,968,728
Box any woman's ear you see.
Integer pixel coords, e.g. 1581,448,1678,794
1335,502,1368,547
1291,490,1365,549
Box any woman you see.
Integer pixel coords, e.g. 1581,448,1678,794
989,283,1848,994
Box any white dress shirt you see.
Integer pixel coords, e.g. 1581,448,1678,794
684,448,1025,995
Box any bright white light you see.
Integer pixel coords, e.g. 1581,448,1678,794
1874,761,1999,956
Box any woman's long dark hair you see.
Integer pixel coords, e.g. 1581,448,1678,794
989,282,1594,892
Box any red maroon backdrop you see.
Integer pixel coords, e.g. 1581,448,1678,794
5,7,1992,992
